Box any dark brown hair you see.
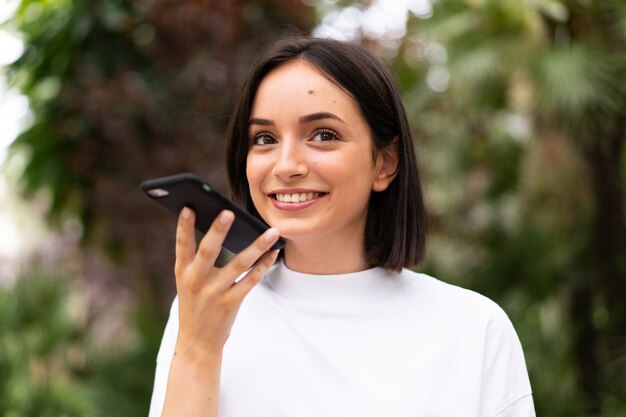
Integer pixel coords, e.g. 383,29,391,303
226,36,426,271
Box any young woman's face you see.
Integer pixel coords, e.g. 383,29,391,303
246,60,391,246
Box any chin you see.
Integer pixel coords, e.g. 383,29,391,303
267,221,324,242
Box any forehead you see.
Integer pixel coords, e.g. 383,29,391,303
251,60,360,116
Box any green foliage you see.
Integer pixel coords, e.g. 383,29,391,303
8,0,149,217
0,268,93,416
400,0,626,414
531,42,624,140
0,266,161,416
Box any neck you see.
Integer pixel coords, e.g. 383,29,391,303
282,236,370,275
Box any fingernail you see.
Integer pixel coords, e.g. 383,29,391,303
182,207,190,219
219,210,233,224
265,228,279,242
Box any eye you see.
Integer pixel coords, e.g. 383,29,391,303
311,129,340,142
251,132,277,146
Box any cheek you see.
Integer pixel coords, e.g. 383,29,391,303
246,156,270,194
317,154,375,185
246,154,261,178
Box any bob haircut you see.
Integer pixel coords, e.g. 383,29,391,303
226,35,426,271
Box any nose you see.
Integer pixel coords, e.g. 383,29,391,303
272,139,308,181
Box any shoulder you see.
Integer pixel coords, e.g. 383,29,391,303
399,270,533,414
397,269,526,361
401,266,528,344
399,268,510,322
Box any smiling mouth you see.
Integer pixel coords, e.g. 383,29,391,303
273,192,325,203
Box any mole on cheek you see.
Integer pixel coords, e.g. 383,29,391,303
308,90,314,95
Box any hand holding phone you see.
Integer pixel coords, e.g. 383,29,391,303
161,178,281,414
141,173,285,254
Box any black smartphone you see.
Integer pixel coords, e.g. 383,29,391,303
141,173,284,254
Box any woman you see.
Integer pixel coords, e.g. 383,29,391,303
149,36,535,417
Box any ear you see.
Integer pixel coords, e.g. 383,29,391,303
372,137,399,192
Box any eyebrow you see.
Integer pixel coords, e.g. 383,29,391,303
249,112,346,126
299,112,346,124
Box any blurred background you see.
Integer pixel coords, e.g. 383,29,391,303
0,0,624,415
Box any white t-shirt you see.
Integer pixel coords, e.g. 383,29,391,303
149,261,534,417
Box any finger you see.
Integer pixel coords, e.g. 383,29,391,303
193,210,235,277
220,227,280,283
175,207,196,277
229,249,280,300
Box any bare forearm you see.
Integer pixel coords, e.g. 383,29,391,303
161,348,223,417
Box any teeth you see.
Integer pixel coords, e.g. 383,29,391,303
276,192,319,203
